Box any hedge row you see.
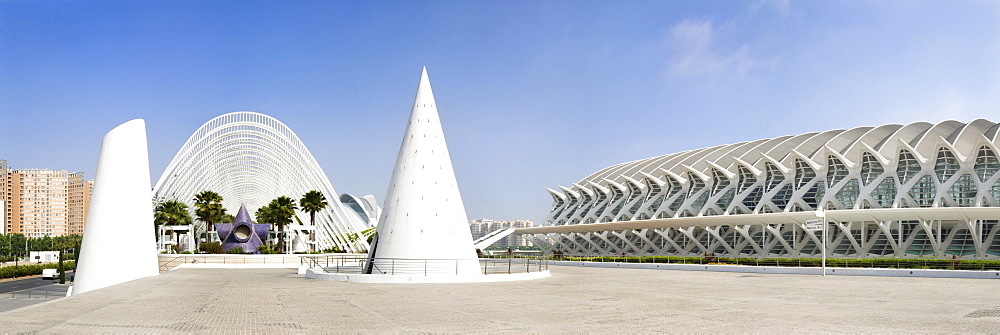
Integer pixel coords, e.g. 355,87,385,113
0,261,75,279
553,255,1000,270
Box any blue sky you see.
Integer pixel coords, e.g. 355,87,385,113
2,1,999,224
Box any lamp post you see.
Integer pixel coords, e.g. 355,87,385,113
807,211,827,277
815,210,827,276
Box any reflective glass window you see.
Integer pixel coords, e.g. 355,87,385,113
764,162,784,192
802,183,825,209
715,189,735,211
711,169,730,196
742,187,762,210
738,165,757,193
975,146,1000,182
908,175,936,207
948,174,976,207
827,156,848,187
691,191,709,213
687,172,705,198
935,147,960,183
770,184,793,210
992,181,1000,205
835,179,860,209
861,152,884,186
794,159,816,190
897,150,921,185
871,177,896,208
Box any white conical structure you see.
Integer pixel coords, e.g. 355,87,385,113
73,119,159,295
369,67,479,275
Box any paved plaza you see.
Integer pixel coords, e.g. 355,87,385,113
1,265,998,333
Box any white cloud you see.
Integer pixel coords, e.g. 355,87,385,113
668,20,765,78
888,90,980,125
752,0,793,18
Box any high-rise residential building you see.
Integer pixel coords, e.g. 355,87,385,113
469,218,534,247
1,160,93,237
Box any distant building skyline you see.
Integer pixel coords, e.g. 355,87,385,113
469,218,534,248
1,159,93,237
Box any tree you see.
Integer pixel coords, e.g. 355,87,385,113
154,200,192,243
193,191,226,233
52,235,80,284
260,196,297,253
299,190,328,251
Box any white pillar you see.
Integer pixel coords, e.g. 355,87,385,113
73,119,159,295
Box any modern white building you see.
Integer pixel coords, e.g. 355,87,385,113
519,119,1000,260
152,112,375,253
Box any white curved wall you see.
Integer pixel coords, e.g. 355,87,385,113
74,119,159,295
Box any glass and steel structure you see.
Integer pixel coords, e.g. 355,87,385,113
521,119,1000,259
153,112,371,252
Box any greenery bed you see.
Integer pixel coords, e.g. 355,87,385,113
0,261,75,280
549,255,1000,271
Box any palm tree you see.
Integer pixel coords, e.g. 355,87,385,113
255,205,274,225
155,200,193,228
154,200,193,248
264,196,297,253
193,191,225,233
300,190,328,251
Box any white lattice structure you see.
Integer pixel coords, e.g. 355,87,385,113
520,119,1000,259
153,112,370,252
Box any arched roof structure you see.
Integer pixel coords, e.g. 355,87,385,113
518,119,1000,260
153,112,369,252
543,119,1000,227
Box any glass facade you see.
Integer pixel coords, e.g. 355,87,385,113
975,146,1000,182
935,147,960,183
827,156,848,187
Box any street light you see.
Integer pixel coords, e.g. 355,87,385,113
805,210,827,277
816,209,827,277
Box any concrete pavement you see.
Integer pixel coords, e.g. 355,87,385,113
0,265,998,332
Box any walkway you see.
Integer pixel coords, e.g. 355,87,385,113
0,266,998,332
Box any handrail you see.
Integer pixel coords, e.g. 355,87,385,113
9,286,62,300
158,256,186,272
301,255,549,276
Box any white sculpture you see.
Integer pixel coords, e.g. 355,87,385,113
73,119,159,295
368,67,479,275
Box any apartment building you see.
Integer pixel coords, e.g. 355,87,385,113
1,160,93,237
469,218,534,247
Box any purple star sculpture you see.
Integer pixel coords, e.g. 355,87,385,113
216,204,271,253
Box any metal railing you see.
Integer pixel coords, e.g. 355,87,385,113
9,286,66,300
301,255,549,276
550,255,1000,271
157,254,306,272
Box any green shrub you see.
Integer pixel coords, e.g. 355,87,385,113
199,241,223,254
226,247,246,254
256,244,280,254
549,254,1000,270
0,261,75,279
